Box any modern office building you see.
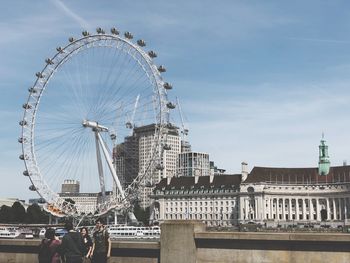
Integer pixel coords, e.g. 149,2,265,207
178,152,210,177
114,124,181,209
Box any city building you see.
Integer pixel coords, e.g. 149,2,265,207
151,136,350,229
178,152,211,177
150,174,241,226
115,124,181,209
239,136,350,228
61,179,80,193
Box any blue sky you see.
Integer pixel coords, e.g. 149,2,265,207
2,0,350,201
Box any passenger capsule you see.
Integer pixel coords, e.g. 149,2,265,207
110,134,116,140
68,37,75,43
156,164,164,171
158,65,166,73
28,87,37,93
166,102,176,109
167,123,175,129
163,82,172,90
29,185,36,191
23,170,29,176
82,30,89,37
19,154,28,160
96,27,104,34
124,31,133,39
45,58,54,65
18,137,27,143
137,39,146,47
148,51,157,58
163,144,171,150
126,122,133,129
111,27,119,35
36,72,44,78
19,120,27,126
56,47,64,53
22,103,32,109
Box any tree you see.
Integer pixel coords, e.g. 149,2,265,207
12,202,26,223
26,204,49,223
0,205,14,223
133,202,150,226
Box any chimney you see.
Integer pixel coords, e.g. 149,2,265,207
241,162,248,182
209,174,214,184
194,175,199,184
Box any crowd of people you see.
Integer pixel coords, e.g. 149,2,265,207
38,218,111,263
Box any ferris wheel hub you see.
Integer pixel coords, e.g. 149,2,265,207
82,120,109,132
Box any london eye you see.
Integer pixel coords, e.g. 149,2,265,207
19,27,174,218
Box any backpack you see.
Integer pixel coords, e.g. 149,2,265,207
38,239,53,263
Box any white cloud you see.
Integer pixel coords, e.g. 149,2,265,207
51,0,90,29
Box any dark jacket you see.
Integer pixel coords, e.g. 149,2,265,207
60,231,84,261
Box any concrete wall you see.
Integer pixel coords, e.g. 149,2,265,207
0,239,160,263
2,222,350,263
195,232,350,263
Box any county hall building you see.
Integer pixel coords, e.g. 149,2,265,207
151,137,350,228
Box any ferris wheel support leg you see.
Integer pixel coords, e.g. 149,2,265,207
95,132,106,199
97,132,138,223
96,132,125,199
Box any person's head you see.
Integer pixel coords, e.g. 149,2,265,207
45,228,55,240
64,221,74,231
80,227,89,236
95,218,104,229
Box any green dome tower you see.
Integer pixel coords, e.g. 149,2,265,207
318,134,330,176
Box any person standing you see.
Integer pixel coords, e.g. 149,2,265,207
80,227,93,262
91,218,111,263
59,221,84,263
38,228,61,263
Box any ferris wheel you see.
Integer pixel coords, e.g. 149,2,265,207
19,27,174,218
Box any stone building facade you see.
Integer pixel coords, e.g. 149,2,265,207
150,174,241,226
151,137,350,228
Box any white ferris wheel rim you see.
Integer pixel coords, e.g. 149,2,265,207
20,30,170,217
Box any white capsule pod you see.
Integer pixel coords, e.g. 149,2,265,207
167,123,175,129
29,185,36,191
19,120,27,126
96,27,104,34
18,137,27,143
45,58,54,65
166,102,176,109
124,31,133,39
68,37,75,43
36,72,44,78
137,39,146,47
19,154,29,160
23,170,29,176
163,144,171,150
148,51,157,58
56,47,64,53
82,30,89,37
111,27,119,35
110,133,116,140
22,103,32,109
163,82,172,90
125,122,133,129
28,87,37,93
158,65,166,72
156,164,164,171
